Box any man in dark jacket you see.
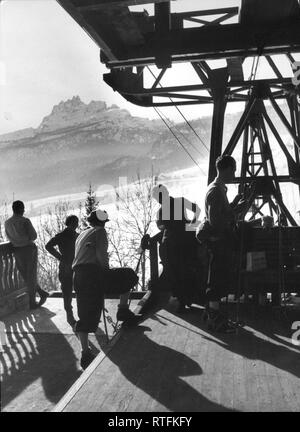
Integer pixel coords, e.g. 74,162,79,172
205,155,248,332
153,184,201,313
45,215,79,326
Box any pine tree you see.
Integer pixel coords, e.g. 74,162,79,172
82,183,99,227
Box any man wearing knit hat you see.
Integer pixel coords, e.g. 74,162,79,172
72,209,138,370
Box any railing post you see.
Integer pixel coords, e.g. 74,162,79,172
0,247,4,298
149,237,159,288
0,242,28,317
141,251,146,290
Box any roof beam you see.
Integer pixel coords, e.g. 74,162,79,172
104,75,292,96
173,7,238,19
77,0,172,12
105,22,300,67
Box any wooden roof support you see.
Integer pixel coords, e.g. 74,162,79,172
105,22,300,67
154,1,171,68
76,0,173,12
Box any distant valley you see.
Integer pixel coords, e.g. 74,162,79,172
0,96,295,209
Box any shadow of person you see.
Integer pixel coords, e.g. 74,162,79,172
96,325,236,412
241,303,300,353
1,306,81,411
174,304,300,381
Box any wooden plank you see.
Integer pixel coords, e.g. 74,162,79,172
255,333,279,411
265,356,288,411
53,331,123,412
156,314,235,412
232,342,249,411
199,332,220,407
263,321,300,411
278,370,300,412
57,303,300,412
126,312,175,412
145,310,191,412
219,340,235,410
255,362,274,411
243,334,261,411
67,335,134,412
100,327,156,412
179,322,212,410
58,309,163,412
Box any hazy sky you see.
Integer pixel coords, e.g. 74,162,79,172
0,0,297,135
0,0,241,134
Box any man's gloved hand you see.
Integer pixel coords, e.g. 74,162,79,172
234,198,249,214
231,193,243,208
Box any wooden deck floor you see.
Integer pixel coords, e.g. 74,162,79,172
55,297,300,412
1,297,138,412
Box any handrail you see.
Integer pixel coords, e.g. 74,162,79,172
0,242,25,299
143,232,162,292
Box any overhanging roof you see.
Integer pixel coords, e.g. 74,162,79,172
56,0,300,106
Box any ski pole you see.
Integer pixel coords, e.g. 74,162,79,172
102,305,110,344
236,221,245,333
127,249,144,309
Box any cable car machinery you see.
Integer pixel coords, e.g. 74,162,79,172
57,1,300,309
57,0,300,225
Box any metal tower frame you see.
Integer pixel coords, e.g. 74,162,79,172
57,0,300,224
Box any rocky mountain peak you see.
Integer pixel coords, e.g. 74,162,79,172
37,96,117,132
54,95,85,111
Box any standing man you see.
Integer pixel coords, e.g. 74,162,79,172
45,215,79,326
72,209,139,370
5,200,49,309
153,184,201,313
205,155,247,332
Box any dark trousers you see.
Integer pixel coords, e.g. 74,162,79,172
58,264,73,314
206,240,234,302
73,264,138,333
13,244,46,304
73,264,104,333
160,229,197,305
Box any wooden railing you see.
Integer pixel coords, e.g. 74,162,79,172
147,226,300,304
0,242,28,317
149,236,160,286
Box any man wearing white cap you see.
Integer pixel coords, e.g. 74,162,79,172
72,209,138,370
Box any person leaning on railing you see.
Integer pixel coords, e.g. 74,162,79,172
4,200,49,309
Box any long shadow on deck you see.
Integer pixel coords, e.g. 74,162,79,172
95,324,236,412
91,295,300,412
1,307,81,411
167,302,300,380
